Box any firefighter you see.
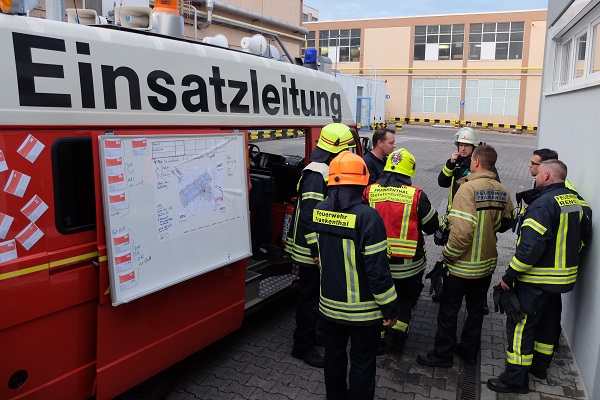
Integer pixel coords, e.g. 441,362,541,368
487,160,592,394
515,148,586,367
438,127,500,195
435,127,500,314
363,148,439,354
363,128,396,184
307,151,398,400
418,145,514,368
287,123,356,368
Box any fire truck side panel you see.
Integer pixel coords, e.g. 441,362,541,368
0,297,98,399
90,128,246,399
95,262,245,400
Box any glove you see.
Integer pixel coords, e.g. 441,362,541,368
433,215,450,246
492,284,503,313
433,227,449,246
425,261,447,302
499,288,525,324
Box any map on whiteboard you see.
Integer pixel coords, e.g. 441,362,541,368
178,166,224,216
151,137,241,241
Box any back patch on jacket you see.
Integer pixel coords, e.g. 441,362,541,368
314,209,356,228
475,190,508,203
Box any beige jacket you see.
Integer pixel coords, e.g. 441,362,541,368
442,171,514,279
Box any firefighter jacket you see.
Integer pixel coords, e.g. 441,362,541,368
364,177,439,279
307,201,398,326
442,171,514,279
438,156,500,211
285,162,328,265
503,183,592,294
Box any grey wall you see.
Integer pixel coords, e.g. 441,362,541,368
539,1,600,397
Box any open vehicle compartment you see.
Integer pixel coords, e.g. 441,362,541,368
245,150,305,312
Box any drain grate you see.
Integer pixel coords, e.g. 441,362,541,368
457,357,480,400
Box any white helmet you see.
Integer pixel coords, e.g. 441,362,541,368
453,127,479,146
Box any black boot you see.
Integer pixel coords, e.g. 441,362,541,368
292,346,324,368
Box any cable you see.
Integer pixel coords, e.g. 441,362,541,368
73,0,80,23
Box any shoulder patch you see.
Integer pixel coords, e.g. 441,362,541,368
554,193,578,207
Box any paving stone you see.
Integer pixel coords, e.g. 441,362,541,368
561,385,587,399
534,381,565,396
430,385,455,400
247,387,284,400
403,382,430,397
245,375,277,392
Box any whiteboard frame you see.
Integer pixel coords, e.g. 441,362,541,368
98,132,251,306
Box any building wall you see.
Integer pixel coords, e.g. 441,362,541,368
363,27,411,120
28,0,305,59
539,2,600,397
302,4,319,22
305,10,547,128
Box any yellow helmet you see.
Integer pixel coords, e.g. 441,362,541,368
316,123,356,154
383,148,416,177
328,152,370,186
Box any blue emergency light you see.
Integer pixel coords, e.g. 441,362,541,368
304,48,318,70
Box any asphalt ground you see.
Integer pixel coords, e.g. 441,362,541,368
165,125,588,400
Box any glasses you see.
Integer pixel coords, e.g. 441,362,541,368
529,161,540,166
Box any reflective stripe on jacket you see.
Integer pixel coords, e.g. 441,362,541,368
310,202,398,325
285,163,328,265
364,182,439,279
365,184,421,258
443,171,514,279
505,183,592,293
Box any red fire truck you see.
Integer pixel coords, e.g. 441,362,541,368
0,10,362,400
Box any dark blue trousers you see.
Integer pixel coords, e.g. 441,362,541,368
322,318,381,400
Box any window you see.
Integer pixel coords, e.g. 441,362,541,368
550,5,600,91
464,79,520,116
318,29,360,62
574,33,587,79
414,24,464,61
411,79,461,114
303,31,315,55
592,22,600,74
52,138,96,234
559,39,573,86
302,13,308,22
468,21,524,60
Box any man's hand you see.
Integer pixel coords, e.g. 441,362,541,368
313,257,320,267
450,151,460,163
383,317,397,328
497,278,510,291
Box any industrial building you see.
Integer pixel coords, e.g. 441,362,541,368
304,9,548,129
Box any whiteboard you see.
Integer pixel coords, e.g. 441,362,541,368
99,133,251,305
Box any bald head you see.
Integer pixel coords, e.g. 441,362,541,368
535,159,567,187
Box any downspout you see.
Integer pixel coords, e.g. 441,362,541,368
200,0,213,29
